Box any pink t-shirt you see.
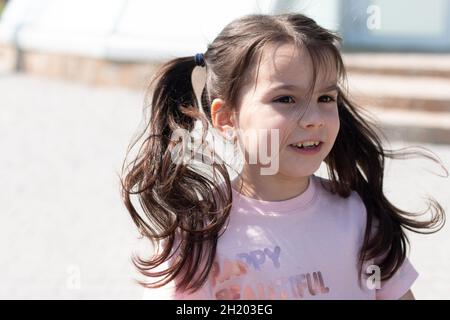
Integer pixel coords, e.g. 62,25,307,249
142,174,418,300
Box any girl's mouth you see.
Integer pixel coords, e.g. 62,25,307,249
288,141,323,155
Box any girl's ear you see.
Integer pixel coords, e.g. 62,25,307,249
211,98,236,140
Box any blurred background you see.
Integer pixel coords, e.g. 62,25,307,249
0,0,449,299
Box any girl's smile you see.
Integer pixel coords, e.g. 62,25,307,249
288,141,323,155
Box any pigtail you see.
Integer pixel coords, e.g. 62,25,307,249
326,92,446,286
120,56,233,294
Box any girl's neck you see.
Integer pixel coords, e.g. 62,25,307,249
231,166,311,202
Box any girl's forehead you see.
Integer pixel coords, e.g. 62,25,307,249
255,43,338,92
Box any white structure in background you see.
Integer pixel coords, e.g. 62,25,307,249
0,0,340,63
1,0,448,69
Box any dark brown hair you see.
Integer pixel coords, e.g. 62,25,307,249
120,13,446,294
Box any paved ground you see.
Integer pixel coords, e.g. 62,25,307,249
0,72,448,299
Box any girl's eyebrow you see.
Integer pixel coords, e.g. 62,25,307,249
268,83,338,92
320,84,338,92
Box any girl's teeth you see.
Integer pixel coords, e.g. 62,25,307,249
292,142,320,148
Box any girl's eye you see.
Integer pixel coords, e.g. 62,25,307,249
273,96,295,104
318,95,336,103
273,95,337,104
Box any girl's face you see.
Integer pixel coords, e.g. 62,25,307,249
234,42,340,179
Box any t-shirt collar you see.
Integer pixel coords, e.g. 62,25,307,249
231,174,318,213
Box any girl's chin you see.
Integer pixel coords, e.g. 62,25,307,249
279,161,322,176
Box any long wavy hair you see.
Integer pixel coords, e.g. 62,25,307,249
120,13,446,295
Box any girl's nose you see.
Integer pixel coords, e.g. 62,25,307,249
297,105,325,129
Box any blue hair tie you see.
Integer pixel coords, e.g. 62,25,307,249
194,53,205,67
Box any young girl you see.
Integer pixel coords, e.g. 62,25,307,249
121,13,446,300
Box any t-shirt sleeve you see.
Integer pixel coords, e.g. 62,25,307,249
375,257,419,300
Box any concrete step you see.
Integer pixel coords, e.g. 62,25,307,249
347,73,450,113
343,56,450,144
343,53,450,78
362,106,450,145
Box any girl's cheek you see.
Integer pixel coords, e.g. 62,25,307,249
327,108,339,128
325,111,340,141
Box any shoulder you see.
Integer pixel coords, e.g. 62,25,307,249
314,176,367,215
313,175,368,229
